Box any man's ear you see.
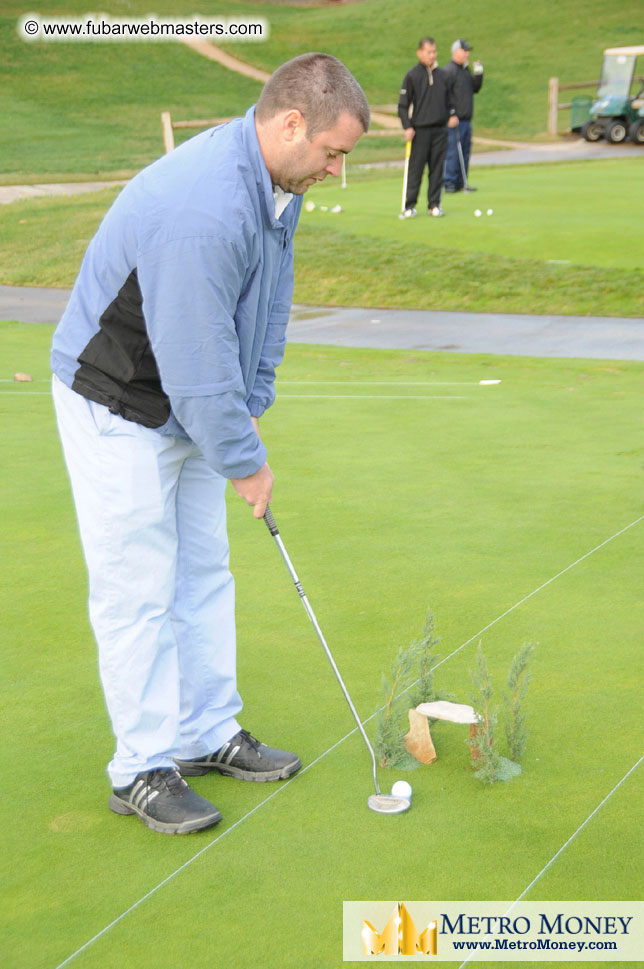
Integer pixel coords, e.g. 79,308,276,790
281,109,306,143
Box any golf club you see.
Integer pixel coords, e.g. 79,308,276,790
455,127,470,192
398,139,412,218
263,506,410,815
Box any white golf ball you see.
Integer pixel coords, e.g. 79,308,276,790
391,780,412,799
331,204,342,214
487,208,494,216
304,200,315,212
474,209,482,217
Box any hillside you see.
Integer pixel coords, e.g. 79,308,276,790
0,0,642,177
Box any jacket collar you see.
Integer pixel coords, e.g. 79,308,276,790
241,105,283,228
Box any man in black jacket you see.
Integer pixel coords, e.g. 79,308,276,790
398,37,458,217
443,39,484,193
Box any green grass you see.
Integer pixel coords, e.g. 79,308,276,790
2,159,643,317
2,322,643,969
310,159,644,272
0,1,262,178
294,222,644,317
0,188,117,288
292,157,644,317
1,0,643,176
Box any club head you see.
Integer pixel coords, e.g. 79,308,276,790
367,793,411,815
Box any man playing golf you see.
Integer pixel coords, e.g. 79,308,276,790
51,53,369,834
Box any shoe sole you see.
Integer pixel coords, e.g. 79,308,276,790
108,794,222,834
175,757,303,782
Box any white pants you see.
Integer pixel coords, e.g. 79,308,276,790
52,376,242,787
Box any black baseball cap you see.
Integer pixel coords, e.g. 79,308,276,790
452,39,473,51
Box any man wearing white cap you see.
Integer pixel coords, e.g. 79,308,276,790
443,39,484,193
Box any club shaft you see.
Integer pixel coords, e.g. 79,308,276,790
400,140,411,212
456,134,469,188
264,510,381,795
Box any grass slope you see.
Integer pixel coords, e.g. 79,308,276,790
2,160,643,317
2,322,643,969
1,0,643,176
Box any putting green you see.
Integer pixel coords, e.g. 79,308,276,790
2,323,642,969
304,158,643,271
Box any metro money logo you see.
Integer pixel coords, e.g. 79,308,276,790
362,902,438,956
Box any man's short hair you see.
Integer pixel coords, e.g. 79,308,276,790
418,37,436,48
255,52,370,139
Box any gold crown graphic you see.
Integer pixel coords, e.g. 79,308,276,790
362,903,438,956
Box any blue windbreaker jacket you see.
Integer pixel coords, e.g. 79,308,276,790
51,106,302,478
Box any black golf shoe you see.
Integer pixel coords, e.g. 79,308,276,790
175,729,302,782
109,767,222,834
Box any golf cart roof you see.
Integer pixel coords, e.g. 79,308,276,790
603,46,644,56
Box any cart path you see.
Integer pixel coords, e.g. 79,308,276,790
0,180,128,205
1,135,639,206
178,38,400,129
2,286,642,360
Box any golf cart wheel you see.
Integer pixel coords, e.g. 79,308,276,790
580,120,604,142
606,119,628,143
629,120,644,144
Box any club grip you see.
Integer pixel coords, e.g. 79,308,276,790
263,505,279,536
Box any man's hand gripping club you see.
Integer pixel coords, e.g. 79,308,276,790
230,416,273,519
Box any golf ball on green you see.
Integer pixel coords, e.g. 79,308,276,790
487,208,494,216
474,209,482,217
304,200,315,212
391,780,412,799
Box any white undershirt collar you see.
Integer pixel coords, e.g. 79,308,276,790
273,185,294,220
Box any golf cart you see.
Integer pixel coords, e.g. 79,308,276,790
581,45,644,143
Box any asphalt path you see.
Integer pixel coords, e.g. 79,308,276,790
1,285,642,361
0,138,640,205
